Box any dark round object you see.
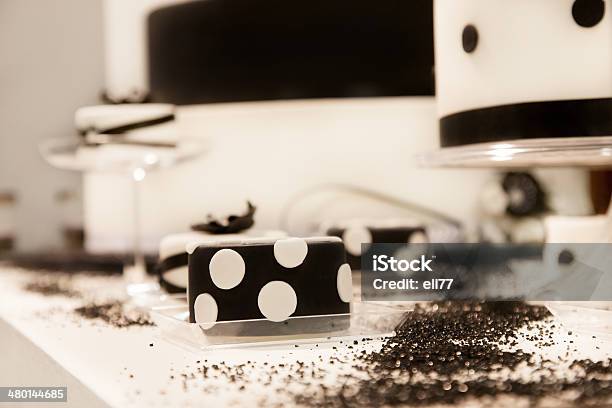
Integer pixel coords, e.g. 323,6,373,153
502,172,547,216
572,0,605,27
462,24,478,53
558,249,575,265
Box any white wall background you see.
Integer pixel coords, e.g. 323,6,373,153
0,0,104,250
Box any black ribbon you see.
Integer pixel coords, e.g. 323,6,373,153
157,252,189,294
79,113,176,137
100,90,151,105
439,97,612,147
157,252,189,274
191,201,256,234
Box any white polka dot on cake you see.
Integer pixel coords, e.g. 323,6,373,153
409,231,428,244
337,263,353,303
194,293,218,329
209,249,245,289
343,226,372,256
257,281,297,322
273,238,308,268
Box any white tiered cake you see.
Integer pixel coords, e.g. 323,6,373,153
434,0,612,148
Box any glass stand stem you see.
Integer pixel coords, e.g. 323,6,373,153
606,197,612,242
132,173,146,276
124,167,158,296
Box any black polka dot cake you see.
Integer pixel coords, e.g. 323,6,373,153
326,220,428,270
187,237,352,335
435,0,612,147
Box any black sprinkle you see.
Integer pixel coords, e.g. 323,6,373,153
74,301,154,328
23,276,81,298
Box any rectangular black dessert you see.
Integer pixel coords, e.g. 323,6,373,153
187,237,352,336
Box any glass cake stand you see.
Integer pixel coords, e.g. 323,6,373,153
39,137,207,296
417,136,612,168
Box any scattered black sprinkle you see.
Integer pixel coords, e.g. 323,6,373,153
23,276,81,298
167,302,611,407
296,302,612,407
74,301,154,328
558,249,575,265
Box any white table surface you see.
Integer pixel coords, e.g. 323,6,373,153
0,266,610,408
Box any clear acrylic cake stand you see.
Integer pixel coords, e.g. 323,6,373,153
150,294,410,350
418,135,612,337
39,137,206,296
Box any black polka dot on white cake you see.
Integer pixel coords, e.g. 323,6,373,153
194,293,218,329
336,264,353,303
273,238,308,268
343,226,372,256
572,0,605,27
462,24,478,53
208,249,246,290
257,281,298,322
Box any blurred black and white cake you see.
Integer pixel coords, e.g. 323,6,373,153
325,219,428,269
187,237,352,335
435,0,612,147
